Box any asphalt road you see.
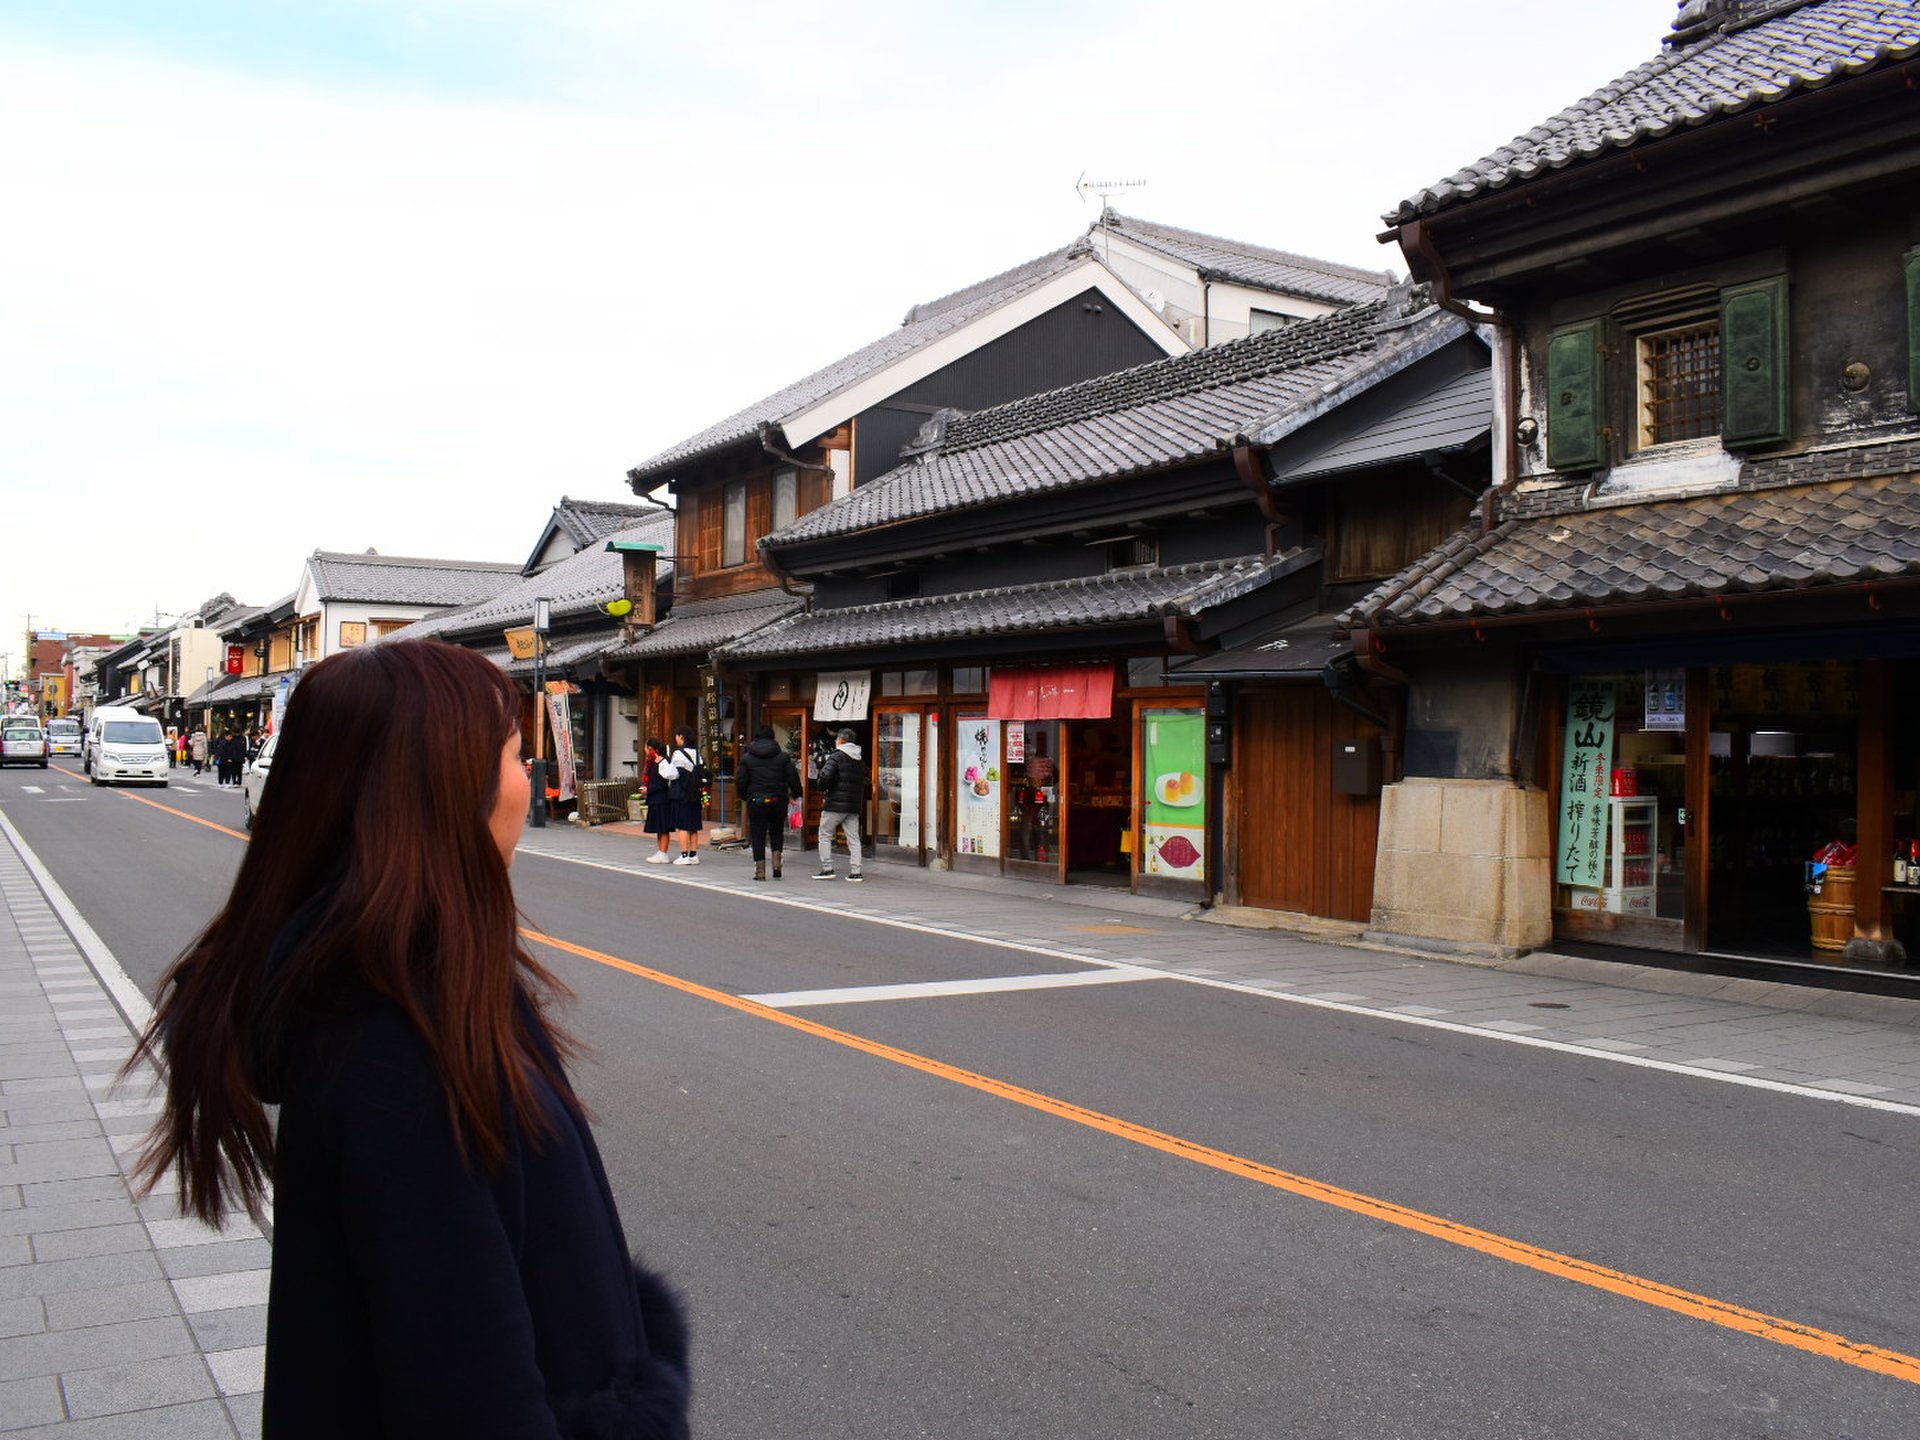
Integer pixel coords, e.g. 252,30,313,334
4,761,1919,1437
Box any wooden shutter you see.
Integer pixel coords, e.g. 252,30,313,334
1719,275,1789,447
1546,321,1606,472
1906,249,1920,411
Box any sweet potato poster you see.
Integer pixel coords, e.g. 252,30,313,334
1142,708,1205,882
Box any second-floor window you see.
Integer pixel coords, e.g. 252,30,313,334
1636,311,1720,448
722,479,748,566
772,469,797,532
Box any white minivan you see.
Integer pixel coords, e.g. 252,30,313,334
87,707,170,787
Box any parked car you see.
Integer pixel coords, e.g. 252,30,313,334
242,733,277,830
46,718,82,756
88,715,170,787
1,720,49,769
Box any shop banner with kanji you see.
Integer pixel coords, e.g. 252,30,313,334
1141,708,1205,883
1556,679,1615,887
547,687,577,802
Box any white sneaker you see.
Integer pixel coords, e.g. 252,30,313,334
644,852,672,865
672,853,699,866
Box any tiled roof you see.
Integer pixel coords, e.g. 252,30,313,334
401,517,676,641
552,496,666,548
1346,475,1920,629
1388,0,1920,224
715,550,1317,660
604,590,803,661
767,300,1466,547
306,551,521,607
1097,212,1393,306
1274,366,1491,485
627,244,1092,482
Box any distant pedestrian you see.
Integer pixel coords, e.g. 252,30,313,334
658,726,706,866
129,640,691,1439
735,725,801,881
812,727,867,882
189,727,208,775
640,737,674,865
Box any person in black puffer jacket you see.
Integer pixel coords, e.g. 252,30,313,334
735,725,802,881
812,728,868,882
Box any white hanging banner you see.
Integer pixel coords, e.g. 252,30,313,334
813,670,872,722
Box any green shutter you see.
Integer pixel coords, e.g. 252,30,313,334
1546,320,1606,472
1720,275,1789,447
1905,248,1920,412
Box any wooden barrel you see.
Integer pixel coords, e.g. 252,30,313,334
1808,865,1856,953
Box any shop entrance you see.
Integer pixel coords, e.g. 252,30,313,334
1065,717,1130,885
1705,664,1859,959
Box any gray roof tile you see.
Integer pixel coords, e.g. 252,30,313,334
1348,475,1920,628
1097,213,1393,306
716,550,1317,660
767,301,1467,548
1389,1,1920,224
306,551,522,607
605,590,802,661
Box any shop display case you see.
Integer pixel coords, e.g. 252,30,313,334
1605,796,1658,915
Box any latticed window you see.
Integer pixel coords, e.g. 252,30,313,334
1637,321,1721,446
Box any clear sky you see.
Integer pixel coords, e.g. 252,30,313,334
0,0,1681,657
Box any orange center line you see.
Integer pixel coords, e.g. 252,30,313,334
522,924,1920,1389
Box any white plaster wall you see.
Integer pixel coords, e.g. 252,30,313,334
317,601,445,658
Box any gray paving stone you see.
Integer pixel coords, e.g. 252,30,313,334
31,1225,152,1264
61,1352,215,1419
0,1200,138,1239
0,1313,193,1382
0,1120,104,1146
0,1236,28,1267
0,1095,96,1124
0,1373,65,1431
203,1345,262,1396
0,1078,87,1097
4,1397,236,1438
184,1306,265,1354
21,1178,131,1209
170,1269,269,1313
41,1280,179,1332
0,1251,163,1303
226,1391,264,1439
0,1297,44,1339
160,1242,271,1281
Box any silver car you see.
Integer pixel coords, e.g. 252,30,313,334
1,721,49,769
242,733,278,830
46,718,82,756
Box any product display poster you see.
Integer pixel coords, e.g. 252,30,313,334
899,715,922,849
1141,708,1205,881
955,715,1001,857
1556,679,1616,887
1643,668,1685,731
547,690,577,801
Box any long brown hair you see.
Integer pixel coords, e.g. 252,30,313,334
133,640,573,1224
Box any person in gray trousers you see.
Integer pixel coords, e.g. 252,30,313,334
813,728,867,882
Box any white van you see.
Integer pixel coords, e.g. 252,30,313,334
87,706,170,787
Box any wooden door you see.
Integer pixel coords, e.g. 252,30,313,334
1235,688,1383,922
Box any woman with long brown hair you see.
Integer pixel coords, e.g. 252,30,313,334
133,640,691,1438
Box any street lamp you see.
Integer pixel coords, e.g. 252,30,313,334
530,598,551,829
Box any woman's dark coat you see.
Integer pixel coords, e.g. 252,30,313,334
814,746,867,813
734,737,801,803
258,910,691,1438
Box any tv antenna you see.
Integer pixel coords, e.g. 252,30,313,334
1076,173,1146,214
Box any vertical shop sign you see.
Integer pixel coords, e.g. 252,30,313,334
546,686,577,802
1643,669,1685,731
955,715,1001,857
1141,708,1205,882
1556,680,1616,887
1006,721,1026,764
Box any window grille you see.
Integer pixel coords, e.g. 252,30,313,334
1638,321,1720,446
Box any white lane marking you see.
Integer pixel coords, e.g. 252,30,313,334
20,785,44,793
0,807,156,1030
747,967,1165,1008
515,844,1920,1120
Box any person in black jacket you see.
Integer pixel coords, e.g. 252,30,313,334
735,724,802,881
131,641,691,1439
812,727,868,882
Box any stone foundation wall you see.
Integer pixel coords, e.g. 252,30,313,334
1366,777,1553,955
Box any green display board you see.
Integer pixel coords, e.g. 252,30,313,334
1141,707,1205,882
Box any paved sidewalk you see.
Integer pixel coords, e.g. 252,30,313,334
524,822,1920,1114
1,825,265,1438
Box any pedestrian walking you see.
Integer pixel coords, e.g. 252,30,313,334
658,726,706,865
812,727,867,882
129,640,691,1439
189,726,208,775
640,737,675,865
735,725,801,881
